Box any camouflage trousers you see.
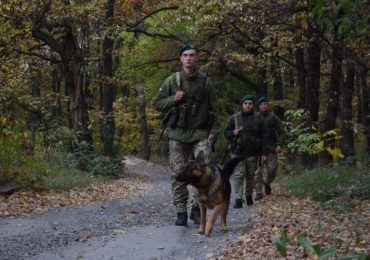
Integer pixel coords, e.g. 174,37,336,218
169,138,209,214
255,152,278,188
231,155,261,198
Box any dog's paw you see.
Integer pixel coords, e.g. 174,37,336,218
221,227,228,233
198,228,205,234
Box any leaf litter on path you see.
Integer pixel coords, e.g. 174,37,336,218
212,188,369,259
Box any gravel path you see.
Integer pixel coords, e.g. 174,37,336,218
0,156,252,260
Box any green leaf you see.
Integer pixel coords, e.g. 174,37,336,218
298,233,336,258
272,238,287,256
272,229,289,256
298,234,316,252
319,247,336,258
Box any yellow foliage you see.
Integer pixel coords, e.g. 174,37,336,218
326,147,344,160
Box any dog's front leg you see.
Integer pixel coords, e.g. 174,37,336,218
205,205,223,236
221,203,229,232
198,204,206,234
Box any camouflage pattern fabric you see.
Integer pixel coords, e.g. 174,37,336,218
169,138,208,213
231,155,260,198
256,152,278,186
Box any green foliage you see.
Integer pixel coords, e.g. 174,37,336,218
338,252,370,260
42,167,93,191
283,109,343,160
280,165,370,205
0,119,119,191
272,229,288,256
298,233,336,258
271,229,369,259
72,144,124,178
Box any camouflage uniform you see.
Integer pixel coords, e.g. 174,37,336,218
169,139,208,213
224,110,267,200
153,69,219,214
255,111,285,190
231,155,259,199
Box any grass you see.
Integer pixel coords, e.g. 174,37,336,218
0,135,110,191
279,165,370,210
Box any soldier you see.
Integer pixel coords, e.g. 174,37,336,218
152,44,219,226
224,95,267,208
255,96,285,196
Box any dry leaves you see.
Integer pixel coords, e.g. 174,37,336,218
0,174,150,217
214,188,369,259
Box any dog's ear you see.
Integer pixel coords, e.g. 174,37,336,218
195,151,206,168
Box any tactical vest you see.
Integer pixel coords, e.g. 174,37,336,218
261,112,278,146
233,111,262,156
169,71,209,130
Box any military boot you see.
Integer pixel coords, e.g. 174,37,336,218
254,193,263,201
265,184,271,195
246,195,254,206
189,206,200,225
175,212,188,226
233,199,243,208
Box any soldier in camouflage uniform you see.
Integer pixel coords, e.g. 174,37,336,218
153,44,219,226
255,96,285,196
224,95,267,208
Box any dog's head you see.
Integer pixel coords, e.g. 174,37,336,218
176,151,212,186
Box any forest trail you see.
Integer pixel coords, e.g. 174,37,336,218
0,156,253,260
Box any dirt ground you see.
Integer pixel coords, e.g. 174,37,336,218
0,156,369,260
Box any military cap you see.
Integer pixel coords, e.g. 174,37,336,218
240,94,254,104
257,96,269,106
179,44,196,55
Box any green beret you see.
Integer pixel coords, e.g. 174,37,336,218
180,44,196,55
257,96,269,106
240,94,254,104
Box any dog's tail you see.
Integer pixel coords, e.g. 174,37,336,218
222,156,245,179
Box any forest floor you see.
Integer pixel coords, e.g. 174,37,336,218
0,156,369,259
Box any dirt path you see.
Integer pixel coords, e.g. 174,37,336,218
0,156,253,260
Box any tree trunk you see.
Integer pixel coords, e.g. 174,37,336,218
271,55,285,119
255,68,267,98
101,0,117,156
138,85,150,160
302,36,321,169
295,45,306,109
51,66,62,118
28,67,41,143
306,37,321,123
360,69,370,163
62,29,92,144
285,47,295,90
322,34,342,165
116,86,130,146
340,62,355,163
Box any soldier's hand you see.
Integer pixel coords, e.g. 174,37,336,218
233,129,240,136
261,155,267,162
275,145,282,154
208,134,215,144
174,91,185,102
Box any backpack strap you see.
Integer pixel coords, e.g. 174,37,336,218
234,112,240,130
175,72,182,90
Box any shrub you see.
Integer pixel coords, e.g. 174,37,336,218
280,166,370,205
72,144,124,178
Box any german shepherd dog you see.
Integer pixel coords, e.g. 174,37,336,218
176,151,244,236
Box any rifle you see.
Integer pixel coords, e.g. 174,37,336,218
221,147,229,164
150,108,174,142
151,72,182,142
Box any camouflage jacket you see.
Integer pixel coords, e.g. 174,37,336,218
224,110,268,156
152,69,219,143
259,111,286,152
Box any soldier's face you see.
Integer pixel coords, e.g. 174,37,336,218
242,100,254,112
259,102,269,112
180,50,197,70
